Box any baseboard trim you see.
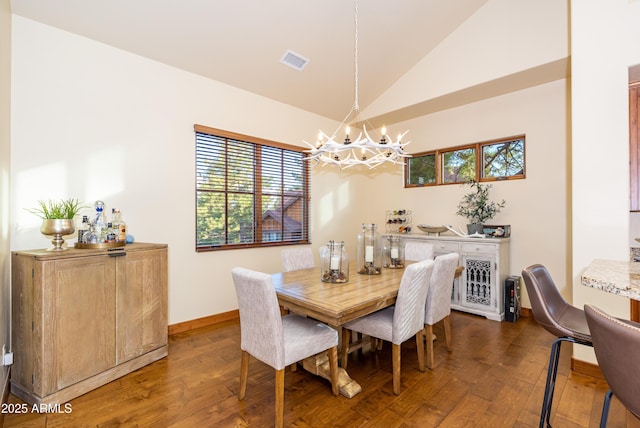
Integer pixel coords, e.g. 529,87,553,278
169,307,534,336
168,310,239,336
572,357,604,380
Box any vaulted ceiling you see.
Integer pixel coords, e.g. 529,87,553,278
10,0,489,122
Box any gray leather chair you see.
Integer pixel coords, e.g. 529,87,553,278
585,304,640,427
522,264,593,428
231,267,339,428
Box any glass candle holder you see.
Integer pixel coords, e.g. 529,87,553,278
357,223,382,275
321,241,349,283
383,235,405,269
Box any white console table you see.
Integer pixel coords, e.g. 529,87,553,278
387,234,510,321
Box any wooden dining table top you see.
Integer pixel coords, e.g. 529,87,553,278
271,262,463,327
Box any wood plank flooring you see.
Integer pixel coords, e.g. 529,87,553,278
3,311,639,427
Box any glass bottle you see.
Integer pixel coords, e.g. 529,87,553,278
111,208,127,242
94,200,107,242
77,215,90,244
84,223,98,244
321,241,349,283
357,223,382,275
383,235,404,269
105,222,117,243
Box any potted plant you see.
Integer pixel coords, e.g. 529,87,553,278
26,198,86,251
456,181,506,235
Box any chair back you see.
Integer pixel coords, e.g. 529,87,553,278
392,259,435,344
404,241,434,261
424,253,460,325
585,304,640,419
281,247,315,272
522,264,590,341
231,267,285,368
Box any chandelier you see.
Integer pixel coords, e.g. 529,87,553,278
304,0,410,169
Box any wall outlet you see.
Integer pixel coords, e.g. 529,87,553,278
2,345,12,366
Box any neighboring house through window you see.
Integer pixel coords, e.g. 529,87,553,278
195,125,310,251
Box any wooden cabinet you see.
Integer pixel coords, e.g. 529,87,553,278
11,243,168,405
391,234,510,321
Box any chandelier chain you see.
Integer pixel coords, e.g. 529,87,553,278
302,0,410,169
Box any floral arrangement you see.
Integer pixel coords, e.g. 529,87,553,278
456,181,506,224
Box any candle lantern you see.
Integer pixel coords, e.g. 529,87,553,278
321,241,349,283
357,223,382,275
383,235,404,269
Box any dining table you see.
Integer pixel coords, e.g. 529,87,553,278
580,259,640,321
271,261,463,397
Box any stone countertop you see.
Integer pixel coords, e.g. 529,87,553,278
581,259,640,300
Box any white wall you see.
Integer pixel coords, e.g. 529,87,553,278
361,79,570,308
364,0,568,119
10,16,347,325
0,0,12,395
571,0,632,364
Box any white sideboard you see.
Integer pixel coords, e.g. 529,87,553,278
388,234,510,321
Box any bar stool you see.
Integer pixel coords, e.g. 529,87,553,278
585,304,640,427
522,264,593,428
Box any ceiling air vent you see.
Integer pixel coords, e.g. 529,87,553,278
280,50,309,71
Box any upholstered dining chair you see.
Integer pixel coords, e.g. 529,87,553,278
231,267,339,428
341,259,435,395
584,304,640,427
522,264,593,428
424,252,460,369
404,241,434,261
281,247,315,272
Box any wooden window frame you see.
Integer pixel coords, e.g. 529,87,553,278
195,124,310,252
405,135,525,188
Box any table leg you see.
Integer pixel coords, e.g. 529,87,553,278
302,354,362,398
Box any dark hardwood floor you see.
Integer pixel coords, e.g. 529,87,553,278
3,311,638,427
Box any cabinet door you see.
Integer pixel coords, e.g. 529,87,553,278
116,249,168,364
460,254,498,315
41,256,116,394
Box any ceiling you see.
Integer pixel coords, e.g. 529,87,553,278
10,0,489,122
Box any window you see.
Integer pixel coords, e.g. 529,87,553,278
195,125,310,251
405,135,525,187
441,146,476,184
406,152,436,186
481,137,525,179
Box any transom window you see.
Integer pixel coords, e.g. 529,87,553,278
195,125,310,251
405,135,525,187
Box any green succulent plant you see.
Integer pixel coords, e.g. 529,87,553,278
26,198,87,219
456,181,506,224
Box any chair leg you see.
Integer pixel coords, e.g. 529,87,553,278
600,390,613,428
239,350,249,400
425,324,435,370
327,346,339,396
416,329,425,372
443,315,453,352
392,343,401,395
540,338,564,428
275,368,285,428
369,336,377,353
341,328,351,369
